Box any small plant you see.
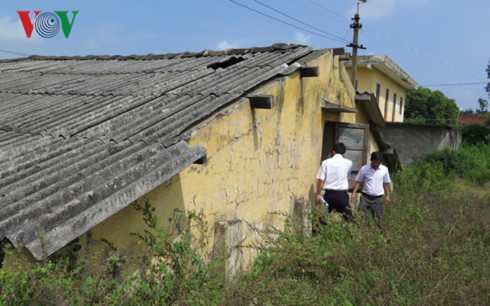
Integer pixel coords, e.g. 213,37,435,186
1,150,488,304
0,200,226,305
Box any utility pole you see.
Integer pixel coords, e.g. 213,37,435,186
348,0,367,89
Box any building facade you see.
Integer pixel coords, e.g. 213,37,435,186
0,45,389,275
345,55,418,122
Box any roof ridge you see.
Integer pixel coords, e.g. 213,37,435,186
0,43,308,63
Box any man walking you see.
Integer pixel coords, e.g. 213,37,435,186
316,142,353,221
351,151,391,226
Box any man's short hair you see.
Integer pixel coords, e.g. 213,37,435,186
370,151,383,161
333,142,346,154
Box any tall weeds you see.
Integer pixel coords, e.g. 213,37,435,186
1,145,488,304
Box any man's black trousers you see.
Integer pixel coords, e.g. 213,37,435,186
323,189,353,221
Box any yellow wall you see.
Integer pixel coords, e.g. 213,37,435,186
21,51,357,272
353,67,407,123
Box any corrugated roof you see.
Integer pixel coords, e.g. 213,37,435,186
0,43,313,259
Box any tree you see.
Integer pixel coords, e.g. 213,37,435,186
486,60,490,99
404,87,459,124
460,109,474,115
477,60,490,124
477,98,488,114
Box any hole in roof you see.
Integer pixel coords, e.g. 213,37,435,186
207,56,245,70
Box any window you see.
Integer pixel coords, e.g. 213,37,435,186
392,93,397,122
376,83,381,105
321,121,370,189
384,89,390,120
400,97,404,115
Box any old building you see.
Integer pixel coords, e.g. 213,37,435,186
0,44,390,273
345,55,418,122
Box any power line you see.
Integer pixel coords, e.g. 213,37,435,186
228,0,350,44
0,49,30,57
306,0,351,22
421,82,487,87
252,0,350,43
287,0,484,81
284,0,346,22
230,1,485,88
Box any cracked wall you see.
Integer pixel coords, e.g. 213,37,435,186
76,50,355,273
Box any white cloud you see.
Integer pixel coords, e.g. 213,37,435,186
84,23,124,52
293,32,311,45
0,15,43,58
86,38,98,50
217,41,237,50
94,23,123,46
0,16,32,41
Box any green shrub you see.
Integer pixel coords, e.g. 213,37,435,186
0,202,225,305
1,156,488,305
460,124,490,145
393,144,489,188
223,181,489,305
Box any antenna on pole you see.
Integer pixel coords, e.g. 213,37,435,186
348,0,367,89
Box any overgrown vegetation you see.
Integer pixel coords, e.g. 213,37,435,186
460,124,490,145
1,145,489,305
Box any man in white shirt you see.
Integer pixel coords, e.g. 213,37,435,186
351,151,391,226
316,142,353,221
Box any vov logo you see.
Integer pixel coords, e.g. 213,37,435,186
17,11,79,38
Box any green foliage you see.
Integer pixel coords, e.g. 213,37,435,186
225,179,489,305
461,124,490,145
405,87,459,124
477,98,488,114
486,59,490,99
460,108,474,114
0,201,225,305
398,144,490,186
1,149,488,304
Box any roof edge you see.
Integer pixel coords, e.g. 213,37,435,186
345,55,418,90
0,43,311,63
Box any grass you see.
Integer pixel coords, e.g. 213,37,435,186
1,145,489,305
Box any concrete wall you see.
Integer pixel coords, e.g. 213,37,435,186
62,51,358,275
377,123,462,167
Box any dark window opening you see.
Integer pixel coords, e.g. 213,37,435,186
376,83,381,105
384,88,390,120
400,97,404,115
207,56,245,70
392,93,397,122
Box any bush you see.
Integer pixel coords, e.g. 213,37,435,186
420,144,489,185
0,203,225,305
392,144,489,189
1,153,488,304
224,182,489,305
460,124,490,145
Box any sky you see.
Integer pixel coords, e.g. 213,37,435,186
1,0,489,111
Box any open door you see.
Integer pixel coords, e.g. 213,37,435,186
321,121,370,190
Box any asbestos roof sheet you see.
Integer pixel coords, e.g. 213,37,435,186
0,43,313,259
